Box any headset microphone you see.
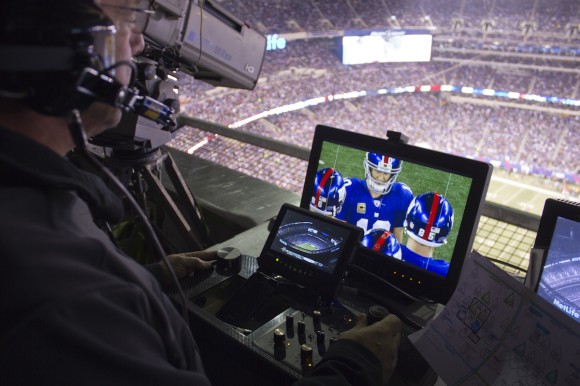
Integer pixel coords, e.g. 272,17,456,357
76,67,175,127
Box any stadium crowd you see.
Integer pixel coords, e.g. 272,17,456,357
167,0,579,196
217,0,579,37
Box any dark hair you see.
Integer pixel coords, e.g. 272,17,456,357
0,0,112,115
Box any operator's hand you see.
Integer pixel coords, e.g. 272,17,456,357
162,251,217,280
339,313,402,385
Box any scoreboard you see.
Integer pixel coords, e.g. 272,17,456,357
341,29,432,65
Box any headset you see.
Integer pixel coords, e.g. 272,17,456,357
0,0,173,125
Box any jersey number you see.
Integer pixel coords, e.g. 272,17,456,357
356,219,392,233
417,227,440,241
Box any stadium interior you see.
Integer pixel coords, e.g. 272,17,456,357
84,0,579,384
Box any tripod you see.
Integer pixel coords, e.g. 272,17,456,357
100,145,211,262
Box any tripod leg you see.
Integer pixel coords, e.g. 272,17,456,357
141,164,209,252
163,152,210,246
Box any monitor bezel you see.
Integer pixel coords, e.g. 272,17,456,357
532,199,580,292
258,203,364,299
299,124,493,304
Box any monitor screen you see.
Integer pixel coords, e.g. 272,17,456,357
259,203,363,298
301,125,492,304
533,199,580,324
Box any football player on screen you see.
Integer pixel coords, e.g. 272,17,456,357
336,153,413,242
402,192,454,276
362,228,402,260
310,168,346,217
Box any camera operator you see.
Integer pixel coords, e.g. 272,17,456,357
0,1,401,385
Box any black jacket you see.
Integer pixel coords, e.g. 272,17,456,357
0,127,210,385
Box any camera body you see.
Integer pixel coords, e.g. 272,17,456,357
94,0,267,150
145,0,266,90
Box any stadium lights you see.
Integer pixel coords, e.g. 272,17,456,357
388,15,400,28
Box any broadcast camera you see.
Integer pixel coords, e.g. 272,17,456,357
93,0,267,151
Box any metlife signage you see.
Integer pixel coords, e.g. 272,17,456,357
266,34,287,51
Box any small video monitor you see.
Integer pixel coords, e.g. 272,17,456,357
258,203,363,299
300,125,492,304
532,199,580,324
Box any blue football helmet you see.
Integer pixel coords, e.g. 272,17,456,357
362,228,402,260
404,192,454,247
310,168,346,216
363,153,403,195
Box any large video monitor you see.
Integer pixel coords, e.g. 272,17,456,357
532,199,580,324
300,125,492,304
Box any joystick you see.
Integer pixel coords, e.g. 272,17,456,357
363,305,434,382
215,247,242,276
366,305,389,325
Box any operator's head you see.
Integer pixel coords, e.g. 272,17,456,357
310,168,346,217
362,228,402,260
0,0,115,115
363,153,403,195
0,0,147,135
404,192,454,248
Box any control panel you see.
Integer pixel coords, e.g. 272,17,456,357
252,305,390,374
184,253,437,385
253,309,355,374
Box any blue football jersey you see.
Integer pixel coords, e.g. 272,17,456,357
401,245,450,277
336,178,413,233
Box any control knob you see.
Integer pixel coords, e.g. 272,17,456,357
297,320,306,335
312,309,322,333
286,314,294,338
300,344,314,371
316,330,325,346
273,328,286,360
273,328,285,345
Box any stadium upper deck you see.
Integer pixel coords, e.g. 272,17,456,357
216,0,579,39
169,0,579,202
176,46,579,187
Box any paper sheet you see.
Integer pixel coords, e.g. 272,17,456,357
410,251,580,385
